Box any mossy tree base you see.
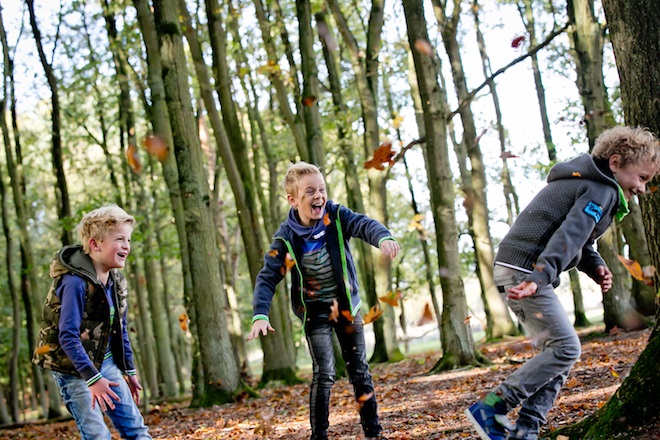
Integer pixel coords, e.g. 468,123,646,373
258,367,304,388
428,350,488,374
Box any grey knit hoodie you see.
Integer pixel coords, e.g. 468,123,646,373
495,154,621,287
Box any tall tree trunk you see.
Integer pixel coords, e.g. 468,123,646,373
560,1,660,437
296,0,324,168
329,0,402,362
432,0,516,339
101,0,179,399
517,0,556,162
132,0,200,400
471,0,519,225
25,0,72,246
569,268,591,327
152,0,242,405
567,0,644,331
202,0,298,384
252,0,307,160
401,0,485,371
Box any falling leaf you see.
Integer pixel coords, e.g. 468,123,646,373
413,39,434,56
408,213,425,232
143,134,168,161
364,142,396,171
511,35,525,48
417,303,434,326
356,391,374,409
329,299,340,323
126,143,142,173
609,365,619,378
648,185,659,193
500,151,519,159
392,114,404,129
179,312,189,331
341,310,355,322
597,401,607,409
532,263,546,272
363,305,384,324
572,171,582,177
379,290,402,307
302,95,317,107
268,249,279,257
617,255,653,285
463,315,472,324
323,213,331,226
35,344,54,355
283,253,296,273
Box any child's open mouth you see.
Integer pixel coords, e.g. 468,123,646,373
312,203,324,215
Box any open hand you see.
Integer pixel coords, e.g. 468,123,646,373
89,376,120,411
126,375,143,405
247,320,275,341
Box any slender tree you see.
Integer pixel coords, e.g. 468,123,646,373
558,0,660,436
402,0,485,370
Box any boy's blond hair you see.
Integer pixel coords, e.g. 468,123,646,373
284,162,322,196
77,205,136,254
592,126,660,174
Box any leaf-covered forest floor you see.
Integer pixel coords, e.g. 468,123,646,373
4,327,659,440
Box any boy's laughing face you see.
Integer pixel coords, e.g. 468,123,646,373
288,173,327,226
610,155,656,200
89,223,133,274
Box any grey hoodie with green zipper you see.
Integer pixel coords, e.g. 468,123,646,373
495,153,625,288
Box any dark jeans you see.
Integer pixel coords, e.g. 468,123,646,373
305,306,381,440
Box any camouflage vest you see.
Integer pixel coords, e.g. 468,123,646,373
32,246,130,376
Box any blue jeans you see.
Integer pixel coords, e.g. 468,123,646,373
305,306,381,440
493,265,581,440
52,357,152,440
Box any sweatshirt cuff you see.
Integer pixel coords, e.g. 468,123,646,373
378,236,396,247
252,314,270,324
124,369,137,376
86,372,103,387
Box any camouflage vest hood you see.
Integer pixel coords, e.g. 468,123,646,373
32,245,130,378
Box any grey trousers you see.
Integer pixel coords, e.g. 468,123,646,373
492,265,581,439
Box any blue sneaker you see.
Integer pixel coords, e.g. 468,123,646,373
465,401,513,440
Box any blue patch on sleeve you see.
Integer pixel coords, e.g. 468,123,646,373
584,201,603,223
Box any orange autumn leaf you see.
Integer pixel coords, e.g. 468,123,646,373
267,249,279,257
281,253,296,275
329,299,340,323
341,310,355,322
323,213,331,226
648,185,659,193
463,315,472,324
35,344,54,355
417,303,434,326
178,312,189,331
363,305,384,324
572,171,582,177
379,290,402,307
617,255,653,285
126,143,142,174
302,95,317,107
356,391,374,409
413,39,434,56
143,133,168,161
500,151,519,159
364,142,396,171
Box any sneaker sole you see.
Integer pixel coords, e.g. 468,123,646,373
464,408,497,440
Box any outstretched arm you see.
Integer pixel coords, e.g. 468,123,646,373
247,319,275,341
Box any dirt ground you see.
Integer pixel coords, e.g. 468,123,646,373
3,327,659,439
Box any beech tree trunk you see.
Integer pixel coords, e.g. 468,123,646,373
558,0,660,437
402,0,484,371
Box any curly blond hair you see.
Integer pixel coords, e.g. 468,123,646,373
77,205,136,254
283,162,322,197
592,126,660,174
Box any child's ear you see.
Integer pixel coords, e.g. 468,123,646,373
286,194,297,209
608,154,622,172
89,238,100,252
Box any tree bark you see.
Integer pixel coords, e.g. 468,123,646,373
153,0,242,405
558,0,660,436
402,0,484,371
